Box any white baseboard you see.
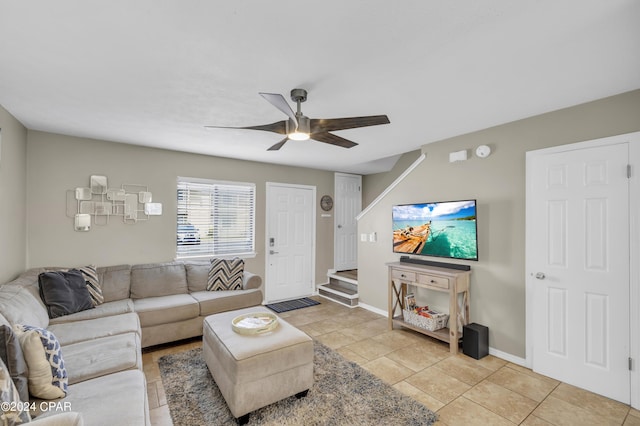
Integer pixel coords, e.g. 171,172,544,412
488,347,527,367
357,302,387,317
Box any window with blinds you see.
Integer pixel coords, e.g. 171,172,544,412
176,177,256,259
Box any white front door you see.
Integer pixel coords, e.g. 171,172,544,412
265,183,315,303
526,141,630,403
334,173,361,271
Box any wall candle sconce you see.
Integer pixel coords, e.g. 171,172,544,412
66,175,162,231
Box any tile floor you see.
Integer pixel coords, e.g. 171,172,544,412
143,297,639,425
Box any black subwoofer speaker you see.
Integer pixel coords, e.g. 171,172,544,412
463,323,489,360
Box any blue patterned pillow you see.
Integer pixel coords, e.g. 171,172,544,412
13,325,67,397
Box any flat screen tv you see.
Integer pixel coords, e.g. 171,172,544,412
392,199,478,261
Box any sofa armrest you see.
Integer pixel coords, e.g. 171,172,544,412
30,412,84,426
242,271,262,290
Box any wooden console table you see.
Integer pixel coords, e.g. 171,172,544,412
387,261,470,354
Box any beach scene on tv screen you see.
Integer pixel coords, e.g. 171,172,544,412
393,200,477,260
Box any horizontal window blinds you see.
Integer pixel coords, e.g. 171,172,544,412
177,178,255,259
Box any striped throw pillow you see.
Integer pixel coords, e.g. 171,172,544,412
207,258,244,291
76,265,104,306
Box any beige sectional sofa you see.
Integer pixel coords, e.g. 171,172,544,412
0,260,263,425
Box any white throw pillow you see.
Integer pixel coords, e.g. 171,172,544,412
13,327,66,400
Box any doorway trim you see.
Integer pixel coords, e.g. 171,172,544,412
264,182,316,304
525,131,640,408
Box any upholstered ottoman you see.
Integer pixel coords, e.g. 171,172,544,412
202,306,314,424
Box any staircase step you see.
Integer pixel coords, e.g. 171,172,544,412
328,278,357,295
318,285,359,307
327,272,357,286
318,271,359,307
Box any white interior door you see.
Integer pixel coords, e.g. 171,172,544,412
526,141,630,403
265,183,315,303
334,173,361,271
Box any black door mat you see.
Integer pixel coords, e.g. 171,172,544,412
265,297,320,313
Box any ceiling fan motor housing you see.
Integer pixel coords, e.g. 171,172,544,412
290,88,307,103
296,115,310,133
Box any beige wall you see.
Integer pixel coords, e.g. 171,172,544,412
363,150,422,207
357,89,640,358
26,131,335,286
0,105,28,283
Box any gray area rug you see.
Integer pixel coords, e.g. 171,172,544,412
159,341,438,425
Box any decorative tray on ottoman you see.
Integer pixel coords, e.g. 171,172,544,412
232,312,279,335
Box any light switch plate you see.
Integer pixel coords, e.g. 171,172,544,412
449,150,468,162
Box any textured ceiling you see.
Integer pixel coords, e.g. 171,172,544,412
1,1,638,174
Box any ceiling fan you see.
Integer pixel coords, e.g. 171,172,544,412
205,88,390,151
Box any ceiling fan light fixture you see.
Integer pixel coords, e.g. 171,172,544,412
288,131,310,141
288,115,310,140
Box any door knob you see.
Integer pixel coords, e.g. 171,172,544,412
269,250,279,255
534,272,546,280
337,225,342,229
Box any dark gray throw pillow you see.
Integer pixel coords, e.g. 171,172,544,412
0,324,29,402
38,270,95,319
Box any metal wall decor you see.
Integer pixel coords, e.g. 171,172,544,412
66,175,162,231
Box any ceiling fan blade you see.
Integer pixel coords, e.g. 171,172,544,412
267,137,289,151
259,93,298,127
310,132,358,148
310,115,389,133
205,120,287,135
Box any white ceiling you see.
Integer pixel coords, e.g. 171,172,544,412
1,1,638,174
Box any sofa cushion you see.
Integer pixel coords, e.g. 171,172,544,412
97,264,131,302
184,261,210,292
48,313,140,347
13,326,67,399
191,289,263,317
29,412,83,425
0,325,29,402
133,294,199,327
0,283,50,329
0,356,31,424
37,370,149,426
48,299,135,325
207,258,244,291
63,333,142,385
130,262,187,299
38,271,94,319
